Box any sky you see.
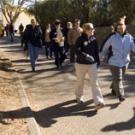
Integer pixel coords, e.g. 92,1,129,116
14,0,41,4
14,0,35,5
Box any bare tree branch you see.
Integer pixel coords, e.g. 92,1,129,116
2,0,34,24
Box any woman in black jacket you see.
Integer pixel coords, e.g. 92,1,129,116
75,23,104,111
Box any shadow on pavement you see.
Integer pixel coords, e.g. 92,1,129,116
0,107,33,125
0,37,21,44
17,64,74,81
101,108,135,132
125,74,135,95
0,100,95,127
19,67,58,74
0,99,121,128
34,99,96,127
12,59,30,63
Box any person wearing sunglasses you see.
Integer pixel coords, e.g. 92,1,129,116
75,23,104,111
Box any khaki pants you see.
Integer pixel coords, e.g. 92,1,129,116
110,65,127,98
75,63,104,105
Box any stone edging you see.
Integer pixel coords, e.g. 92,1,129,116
12,72,41,135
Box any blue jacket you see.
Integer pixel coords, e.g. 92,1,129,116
100,32,135,67
75,33,100,66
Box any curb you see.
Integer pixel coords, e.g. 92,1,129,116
13,72,41,135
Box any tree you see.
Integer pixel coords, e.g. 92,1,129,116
28,0,94,25
109,0,135,24
1,0,34,24
27,0,135,27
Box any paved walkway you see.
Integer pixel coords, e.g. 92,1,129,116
0,37,135,135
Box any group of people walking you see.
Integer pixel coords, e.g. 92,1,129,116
21,19,84,70
20,16,135,111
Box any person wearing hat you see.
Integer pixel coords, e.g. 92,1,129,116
75,23,104,111
100,16,135,102
50,19,66,69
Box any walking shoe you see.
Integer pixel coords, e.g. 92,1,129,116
76,98,84,104
95,102,105,110
32,67,35,72
119,96,126,102
57,65,62,70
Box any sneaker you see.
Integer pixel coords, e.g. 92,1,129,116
95,102,104,110
76,98,84,104
57,65,62,70
32,67,35,72
119,96,126,102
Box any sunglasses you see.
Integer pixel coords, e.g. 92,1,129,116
87,28,94,31
118,23,124,26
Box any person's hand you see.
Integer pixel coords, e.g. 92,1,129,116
97,62,100,69
54,38,60,43
86,54,95,63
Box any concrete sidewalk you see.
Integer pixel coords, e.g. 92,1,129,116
0,37,135,135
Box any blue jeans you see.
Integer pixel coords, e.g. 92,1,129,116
10,33,14,42
64,41,69,53
44,42,51,58
27,42,39,70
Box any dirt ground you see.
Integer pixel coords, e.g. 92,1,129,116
0,70,29,135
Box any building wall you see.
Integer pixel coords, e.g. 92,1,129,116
3,12,35,32
96,25,135,45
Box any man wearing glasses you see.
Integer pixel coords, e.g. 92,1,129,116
100,16,135,102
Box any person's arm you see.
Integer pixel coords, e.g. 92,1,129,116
100,36,112,61
75,36,94,62
130,36,135,53
94,40,100,67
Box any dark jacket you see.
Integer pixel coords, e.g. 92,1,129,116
19,24,24,32
9,24,14,33
100,32,115,52
75,33,100,66
23,24,42,47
